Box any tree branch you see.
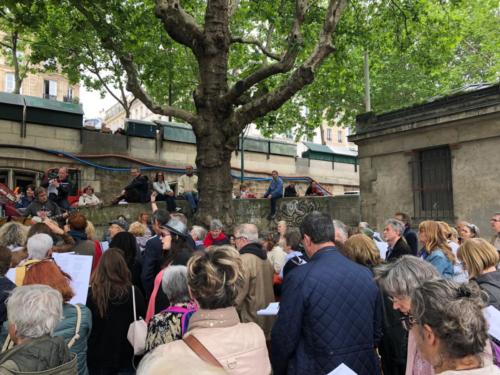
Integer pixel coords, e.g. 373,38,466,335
154,0,204,53
232,0,348,130
230,36,280,61
223,0,309,106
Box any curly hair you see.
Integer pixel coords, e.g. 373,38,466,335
187,245,243,309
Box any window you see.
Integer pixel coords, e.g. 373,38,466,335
43,80,57,100
64,86,73,102
411,146,454,220
5,73,15,93
326,128,332,141
337,130,343,143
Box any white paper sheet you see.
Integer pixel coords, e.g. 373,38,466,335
484,305,500,341
327,363,358,375
257,302,280,316
7,253,92,305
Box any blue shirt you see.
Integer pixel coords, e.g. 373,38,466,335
264,177,283,198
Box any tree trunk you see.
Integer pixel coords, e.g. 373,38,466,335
195,122,236,227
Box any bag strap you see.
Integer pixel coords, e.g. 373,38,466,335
131,285,137,321
183,334,223,368
67,304,82,349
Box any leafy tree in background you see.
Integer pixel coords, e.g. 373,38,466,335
7,0,498,222
0,1,46,94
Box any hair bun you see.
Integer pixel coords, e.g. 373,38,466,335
457,285,472,298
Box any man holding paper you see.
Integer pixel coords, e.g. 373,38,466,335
271,212,382,375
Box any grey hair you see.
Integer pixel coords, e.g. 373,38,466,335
27,233,53,260
191,225,207,241
411,279,488,359
384,218,405,236
234,223,259,242
0,222,28,248
7,285,63,339
162,265,190,304
374,255,440,297
332,220,348,244
210,219,223,231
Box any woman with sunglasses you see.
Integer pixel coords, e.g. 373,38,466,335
145,218,194,323
23,259,92,375
375,255,441,375
410,279,499,374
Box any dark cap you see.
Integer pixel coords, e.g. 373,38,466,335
160,218,188,238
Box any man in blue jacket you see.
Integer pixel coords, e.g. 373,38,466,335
271,212,382,375
263,170,283,220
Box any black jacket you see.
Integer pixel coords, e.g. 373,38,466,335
23,199,61,218
386,237,412,262
0,276,15,325
474,270,500,310
125,174,150,203
403,227,418,256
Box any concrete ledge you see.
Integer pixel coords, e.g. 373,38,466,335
79,195,360,236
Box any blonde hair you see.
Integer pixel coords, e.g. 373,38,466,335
85,220,96,240
344,234,382,267
128,221,146,237
187,245,243,309
457,238,499,278
419,220,455,263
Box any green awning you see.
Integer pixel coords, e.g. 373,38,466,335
302,141,335,154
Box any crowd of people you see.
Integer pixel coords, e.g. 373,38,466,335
2,174,500,374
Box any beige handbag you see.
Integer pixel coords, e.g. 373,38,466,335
127,286,147,355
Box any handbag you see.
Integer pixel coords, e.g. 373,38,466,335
127,286,147,355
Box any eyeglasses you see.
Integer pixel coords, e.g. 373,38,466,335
400,315,417,331
234,236,247,241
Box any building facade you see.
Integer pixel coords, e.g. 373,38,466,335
350,84,500,235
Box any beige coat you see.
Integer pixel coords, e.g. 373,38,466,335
153,307,271,375
236,246,275,339
177,174,198,194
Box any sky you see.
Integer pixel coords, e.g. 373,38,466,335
79,85,117,119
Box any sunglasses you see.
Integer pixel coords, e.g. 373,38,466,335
400,315,417,331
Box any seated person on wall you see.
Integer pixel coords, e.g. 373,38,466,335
42,167,73,210
152,172,178,213
177,166,198,213
23,187,61,219
78,185,101,207
112,167,150,204
239,183,256,199
263,170,283,220
0,285,77,374
305,180,324,196
284,183,298,197
15,184,35,209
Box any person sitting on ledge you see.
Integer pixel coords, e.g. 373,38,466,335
239,184,256,199
284,183,298,197
305,180,324,196
177,166,198,214
263,170,283,220
112,167,150,204
153,172,178,213
78,185,101,207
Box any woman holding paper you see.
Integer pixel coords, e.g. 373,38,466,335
23,259,92,375
410,279,500,374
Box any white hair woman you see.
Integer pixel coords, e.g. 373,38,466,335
410,279,500,374
0,285,77,373
375,255,441,375
145,265,197,352
148,245,271,374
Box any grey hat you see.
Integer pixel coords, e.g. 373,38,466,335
160,218,188,238
109,219,129,231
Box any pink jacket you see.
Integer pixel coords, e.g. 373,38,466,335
153,307,271,375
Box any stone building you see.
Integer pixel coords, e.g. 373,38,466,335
350,83,500,236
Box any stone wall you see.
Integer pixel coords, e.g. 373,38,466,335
80,195,360,238
350,84,500,234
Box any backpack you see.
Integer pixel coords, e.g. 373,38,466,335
163,303,198,336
